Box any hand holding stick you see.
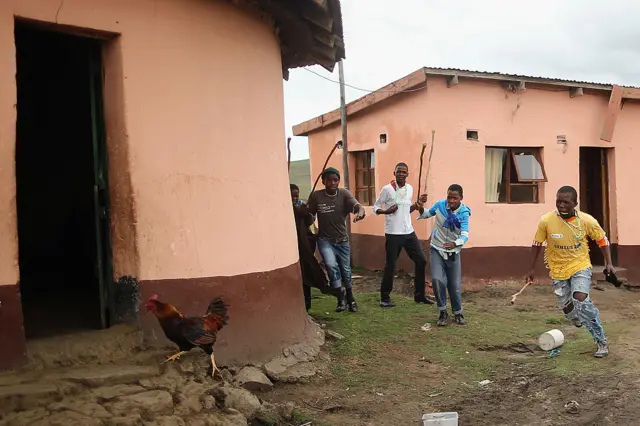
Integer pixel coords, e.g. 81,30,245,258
510,277,533,304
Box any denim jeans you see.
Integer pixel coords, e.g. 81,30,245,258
430,247,462,314
317,238,352,289
380,232,427,301
552,268,607,344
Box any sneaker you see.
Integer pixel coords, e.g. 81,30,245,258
571,317,583,328
455,314,467,325
346,289,358,313
335,298,348,312
380,299,396,308
437,311,450,326
594,342,609,358
415,295,435,305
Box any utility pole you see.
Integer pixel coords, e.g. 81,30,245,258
338,59,353,247
338,60,350,191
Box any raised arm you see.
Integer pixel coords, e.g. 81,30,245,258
527,218,547,282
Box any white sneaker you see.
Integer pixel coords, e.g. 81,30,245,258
594,342,609,358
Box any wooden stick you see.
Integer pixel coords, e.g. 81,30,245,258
423,130,435,194
510,279,532,304
417,143,427,202
286,137,292,174
309,140,341,200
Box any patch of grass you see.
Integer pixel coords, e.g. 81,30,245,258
309,291,618,390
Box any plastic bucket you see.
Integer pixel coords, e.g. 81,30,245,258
538,329,565,351
422,412,459,426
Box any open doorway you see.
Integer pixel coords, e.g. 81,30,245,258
579,147,613,266
14,22,113,339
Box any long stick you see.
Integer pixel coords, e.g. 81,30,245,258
286,137,292,175
417,143,427,202
309,141,341,200
510,279,532,304
423,130,435,194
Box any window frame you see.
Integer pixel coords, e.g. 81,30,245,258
486,146,547,204
354,150,376,206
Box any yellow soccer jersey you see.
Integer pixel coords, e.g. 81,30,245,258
533,210,609,281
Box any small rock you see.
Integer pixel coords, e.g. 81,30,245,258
217,387,262,420
219,369,234,383
107,415,144,426
0,408,49,426
565,400,580,414
200,394,217,411
267,362,317,383
234,367,274,392
173,392,204,417
325,330,345,341
61,366,159,387
48,400,112,418
148,416,187,426
93,384,146,401
106,390,174,417
46,411,104,426
278,402,295,421
185,412,247,426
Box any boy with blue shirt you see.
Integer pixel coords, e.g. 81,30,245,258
416,184,471,326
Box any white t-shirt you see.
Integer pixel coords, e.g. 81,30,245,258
372,182,415,235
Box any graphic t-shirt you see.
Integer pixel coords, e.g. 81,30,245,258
533,211,609,280
308,189,359,243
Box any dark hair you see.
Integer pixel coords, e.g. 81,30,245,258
557,185,578,202
448,184,463,197
395,162,409,171
290,184,299,191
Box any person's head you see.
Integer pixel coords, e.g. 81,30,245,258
447,184,463,210
321,167,341,194
556,186,578,218
393,162,409,185
290,183,300,204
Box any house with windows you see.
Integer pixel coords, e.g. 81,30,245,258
293,68,640,281
0,0,344,370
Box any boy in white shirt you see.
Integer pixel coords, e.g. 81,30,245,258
373,163,434,308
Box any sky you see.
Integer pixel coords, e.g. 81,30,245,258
283,0,640,161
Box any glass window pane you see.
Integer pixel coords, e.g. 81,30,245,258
370,151,375,169
369,170,375,187
357,189,369,205
513,151,545,181
509,184,538,203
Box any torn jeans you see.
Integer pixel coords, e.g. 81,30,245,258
552,267,607,345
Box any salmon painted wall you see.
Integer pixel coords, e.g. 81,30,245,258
308,76,640,248
0,0,297,285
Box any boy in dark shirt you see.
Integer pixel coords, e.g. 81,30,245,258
306,167,366,312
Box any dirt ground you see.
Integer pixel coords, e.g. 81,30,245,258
262,273,640,426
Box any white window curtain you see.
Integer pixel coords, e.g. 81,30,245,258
485,148,507,202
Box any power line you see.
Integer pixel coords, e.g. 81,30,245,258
303,67,427,94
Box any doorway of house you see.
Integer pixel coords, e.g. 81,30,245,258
14,22,113,339
579,147,614,266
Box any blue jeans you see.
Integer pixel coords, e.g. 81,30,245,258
552,268,607,344
317,238,352,289
430,247,462,314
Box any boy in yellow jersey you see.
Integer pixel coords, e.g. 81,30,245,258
527,186,613,358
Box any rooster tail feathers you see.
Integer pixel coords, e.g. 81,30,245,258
205,297,229,326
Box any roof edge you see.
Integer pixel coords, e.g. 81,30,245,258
293,67,640,136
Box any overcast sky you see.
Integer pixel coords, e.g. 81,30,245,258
283,0,640,161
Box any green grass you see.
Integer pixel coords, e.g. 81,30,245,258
309,291,617,390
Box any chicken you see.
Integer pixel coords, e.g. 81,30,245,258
145,294,229,377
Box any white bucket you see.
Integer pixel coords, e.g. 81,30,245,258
538,329,565,351
422,412,459,426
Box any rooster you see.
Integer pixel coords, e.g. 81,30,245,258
145,294,229,376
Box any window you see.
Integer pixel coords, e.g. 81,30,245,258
354,150,376,205
485,147,547,203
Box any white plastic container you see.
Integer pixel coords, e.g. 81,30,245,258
422,412,459,426
538,328,565,351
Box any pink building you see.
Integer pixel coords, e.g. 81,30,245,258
0,0,344,370
294,68,640,282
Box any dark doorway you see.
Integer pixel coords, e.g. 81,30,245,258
14,22,113,339
579,147,612,266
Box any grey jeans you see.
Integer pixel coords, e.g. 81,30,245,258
430,247,462,314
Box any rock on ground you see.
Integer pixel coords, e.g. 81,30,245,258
212,387,261,420
233,367,273,392
106,390,174,418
